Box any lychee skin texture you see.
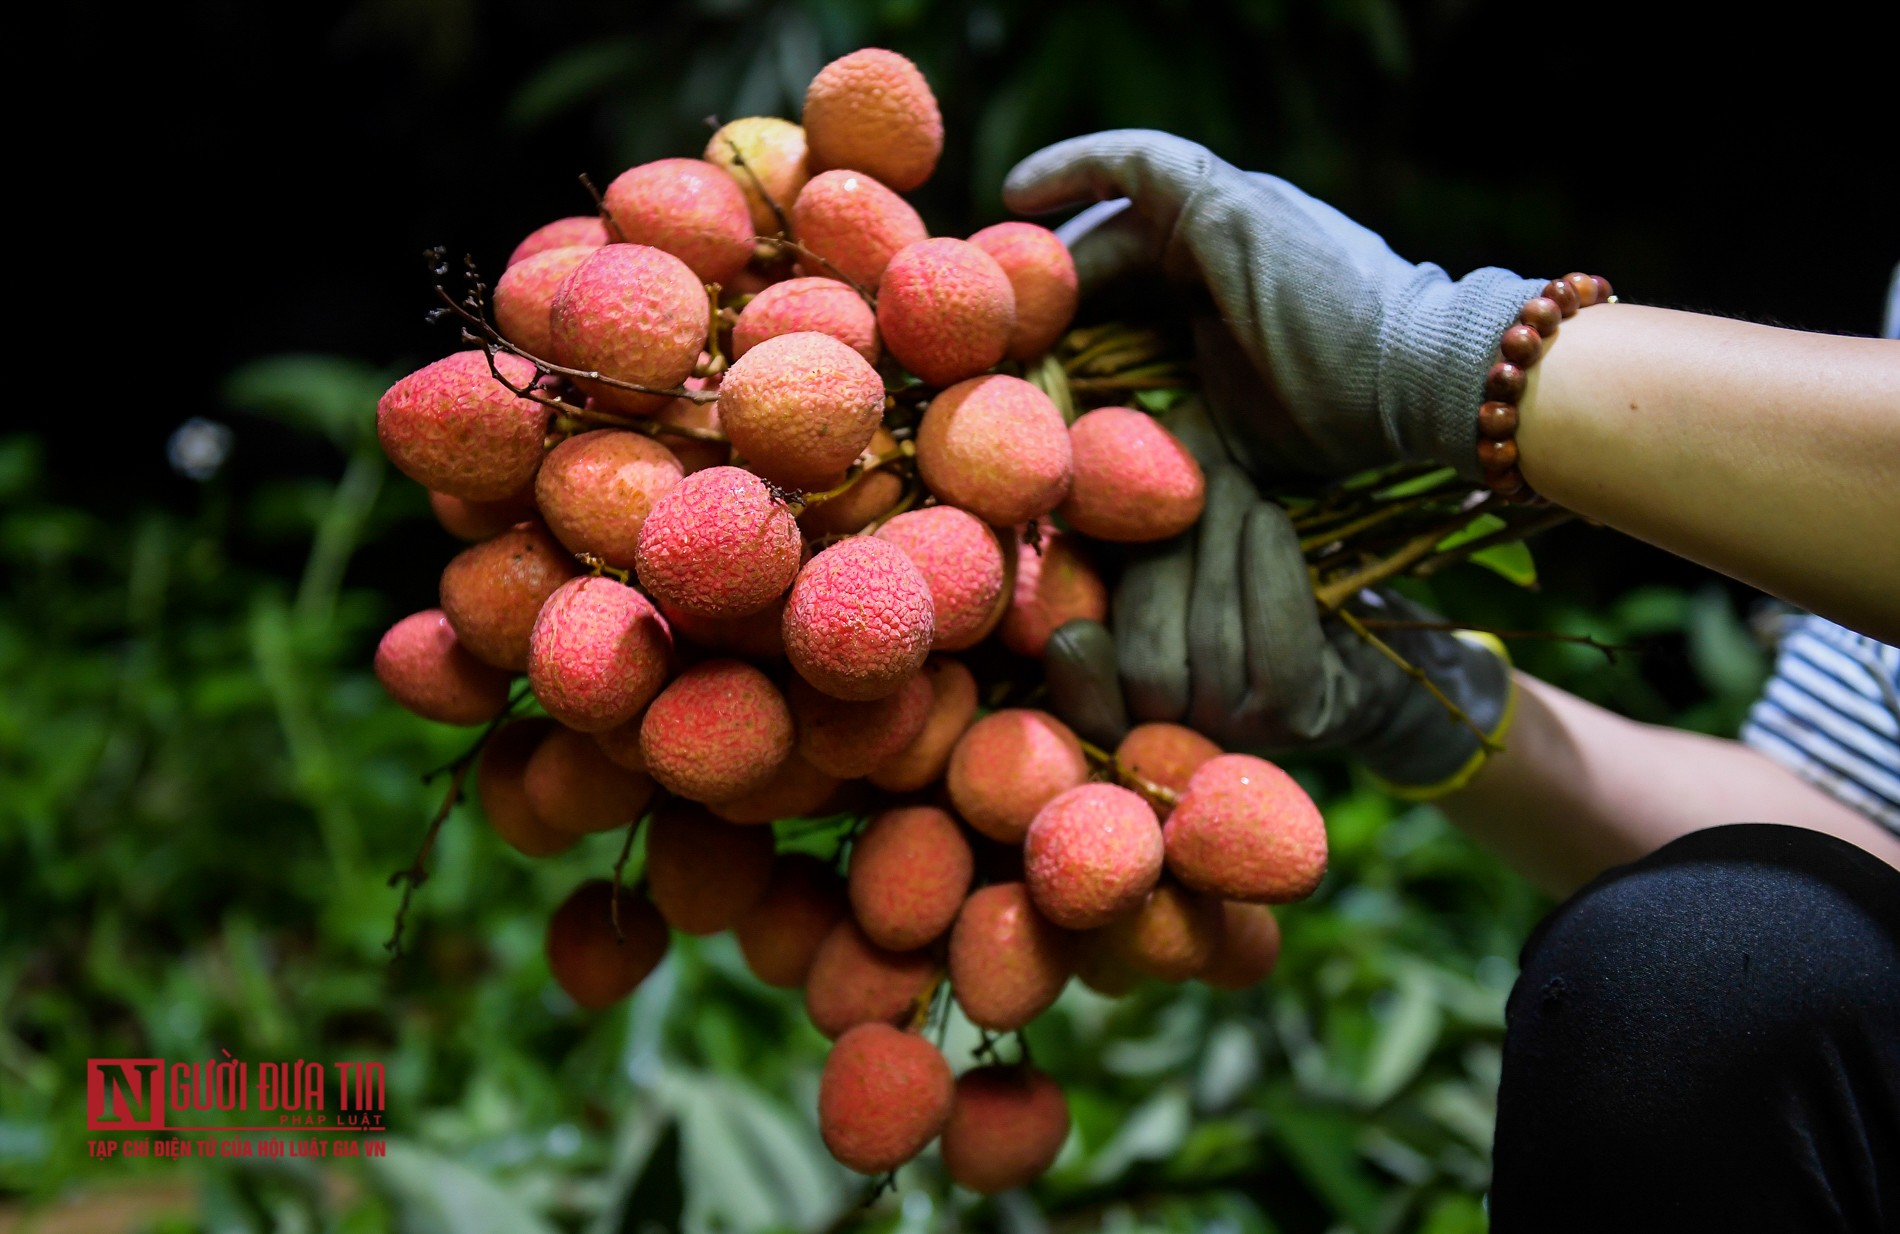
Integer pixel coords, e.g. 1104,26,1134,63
1115,723,1222,822
591,718,647,774
875,506,1008,652
798,427,902,538
733,277,879,366
494,244,594,360
549,244,708,415
790,672,933,777
1201,902,1282,990
534,430,683,571
803,49,944,192
1000,526,1108,658
735,854,848,987
940,1065,1071,1195
651,395,727,474
818,1024,955,1175
967,222,1079,362
849,806,974,952
478,718,578,858
440,522,580,673
430,486,537,542
374,609,513,726
527,577,672,733
710,754,841,825
916,375,1073,526
804,919,938,1040
789,169,928,288
784,537,935,701
639,659,793,803
377,351,549,501
704,116,810,236
1060,407,1207,542
508,215,608,268
546,880,668,1010
877,238,1016,387
523,724,655,835
1025,784,1166,930
644,803,777,935
604,158,754,286
635,466,802,619
1163,754,1328,903
945,709,1090,844
717,331,885,490
1098,881,1222,982
869,657,978,791
660,593,787,662
947,883,1074,1031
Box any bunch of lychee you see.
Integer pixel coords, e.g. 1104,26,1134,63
373,47,1325,1192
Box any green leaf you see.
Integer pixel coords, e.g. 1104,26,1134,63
1372,466,1457,499
1433,513,1537,587
506,37,644,129
225,355,390,451
364,1139,561,1234
1260,1084,1387,1232
1135,387,1191,413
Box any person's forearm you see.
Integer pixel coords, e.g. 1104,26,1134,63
1519,304,1900,644
1441,673,1900,897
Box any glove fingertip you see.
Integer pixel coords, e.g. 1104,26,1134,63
1045,619,1130,748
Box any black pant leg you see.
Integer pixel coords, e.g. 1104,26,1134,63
1490,823,1900,1233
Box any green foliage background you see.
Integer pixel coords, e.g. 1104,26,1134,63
1,1,1803,1231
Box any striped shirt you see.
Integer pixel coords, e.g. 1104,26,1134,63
1742,616,1900,833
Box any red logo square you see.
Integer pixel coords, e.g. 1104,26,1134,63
88,1059,167,1131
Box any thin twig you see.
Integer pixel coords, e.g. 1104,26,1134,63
1333,608,1502,753
1077,738,1181,809
609,815,646,942
579,173,625,243
1313,503,1500,610
751,236,876,305
1411,508,1575,579
1355,618,1635,661
711,122,793,239
792,441,916,512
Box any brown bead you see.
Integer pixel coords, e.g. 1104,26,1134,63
1543,278,1580,316
1593,275,1615,303
1478,401,1520,438
1477,437,1519,472
1484,362,1527,403
1520,296,1562,336
1500,324,1543,366
1566,272,1598,307
1485,467,1526,495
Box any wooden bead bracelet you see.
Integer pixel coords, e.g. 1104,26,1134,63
1479,272,1615,503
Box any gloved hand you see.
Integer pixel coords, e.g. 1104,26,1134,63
1005,130,1546,483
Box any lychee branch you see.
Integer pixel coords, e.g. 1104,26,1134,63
609,812,649,942
1076,739,1182,809
711,122,793,240
1310,504,1502,612
1411,507,1575,580
1354,617,1634,661
751,236,877,306
791,440,917,512
579,172,626,243
1333,608,1504,754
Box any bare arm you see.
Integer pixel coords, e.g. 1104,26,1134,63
1520,304,1900,644
1441,673,1900,898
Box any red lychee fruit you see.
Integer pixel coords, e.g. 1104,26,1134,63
704,117,810,237
635,466,802,619
1000,526,1108,657
874,506,1008,651
650,394,727,474
1200,902,1282,990
869,657,978,792
494,244,594,360
947,882,1074,1030
1025,784,1165,929
940,1065,1071,1194
783,537,935,701
377,351,548,501
374,609,512,725
522,724,654,835
803,49,943,192
477,718,578,858
639,659,793,803
967,222,1079,362
1060,407,1206,542
916,375,1072,526
804,919,938,1040
429,486,537,543
817,1023,954,1175
1163,754,1327,903
1115,723,1222,822
709,754,841,825
546,879,668,1010
604,158,754,285
591,716,647,774
533,429,683,571
877,238,1016,386
789,671,934,778
526,576,672,732
796,427,903,538
1097,880,1222,982
1074,934,1144,998
439,521,580,673
717,331,885,490
508,215,608,268
734,854,848,988
848,806,974,951
789,169,927,288
659,592,787,662
945,709,1089,844
549,244,707,415
732,277,879,366
643,803,777,935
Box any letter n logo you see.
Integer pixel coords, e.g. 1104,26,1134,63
88,1059,166,1131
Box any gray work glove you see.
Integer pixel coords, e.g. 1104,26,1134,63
1005,130,1545,483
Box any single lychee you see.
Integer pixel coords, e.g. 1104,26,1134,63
940,1065,1071,1194
1200,902,1282,990
548,244,707,415
732,277,879,365
797,427,902,538
916,375,1072,526
848,806,974,951
660,592,787,662
374,609,513,725
478,718,579,858
1000,526,1107,657
635,466,802,619
704,116,810,236
377,351,549,501
1025,784,1165,929
1115,723,1222,821
643,803,777,935
710,754,841,824
803,49,943,192
817,1023,954,1175
523,724,655,835
604,158,753,285
1163,754,1327,903
546,880,668,1010
967,222,1079,362
639,659,793,803
1060,407,1206,542
877,238,1016,386
875,506,1008,651
439,521,581,672
717,331,885,490
789,169,927,288
789,671,934,777
1073,934,1144,998
429,486,537,542
650,394,727,474
526,576,672,732
508,215,608,268
945,709,1089,844
947,882,1074,1030
494,244,594,360
804,919,938,1040
1096,880,1222,981
784,537,935,701
869,657,978,791
534,430,683,571
734,854,848,987
591,717,647,774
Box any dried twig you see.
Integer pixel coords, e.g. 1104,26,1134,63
1333,608,1502,753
